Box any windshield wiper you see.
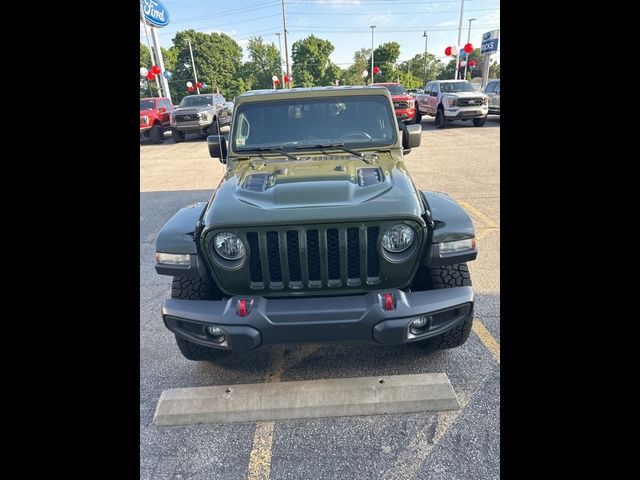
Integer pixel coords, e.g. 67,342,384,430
294,143,366,159
238,147,299,161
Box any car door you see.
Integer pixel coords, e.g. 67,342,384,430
421,84,432,113
216,94,231,124
427,83,439,114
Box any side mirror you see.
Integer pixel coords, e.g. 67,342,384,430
402,124,422,154
430,91,438,97
496,89,500,95
207,135,227,163
158,107,167,114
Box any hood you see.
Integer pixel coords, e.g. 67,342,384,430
140,109,156,117
443,91,487,99
173,105,213,115
203,153,425,228
391,94,413,102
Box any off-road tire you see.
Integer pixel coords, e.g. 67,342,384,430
172,129,186,143
207,119,219,136
171,276,230,361
417,263,473,350
150,123,164,144
472,116,486,127
415,111,422,124
435,107,446,129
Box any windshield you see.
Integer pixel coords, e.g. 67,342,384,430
440,82,475,93
178,95,214,108
383,85,408,96
231,95,397,152
140,99,155,110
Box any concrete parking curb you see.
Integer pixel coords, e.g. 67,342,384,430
154,373,460,426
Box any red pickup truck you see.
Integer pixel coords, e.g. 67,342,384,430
140,97,174,144
372,82,417,124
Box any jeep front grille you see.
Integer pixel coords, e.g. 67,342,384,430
456,98,484,107
245,226,380,291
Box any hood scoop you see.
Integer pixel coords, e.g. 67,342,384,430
357,167,383,187
243,173,270,191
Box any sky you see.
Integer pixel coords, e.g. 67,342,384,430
140,0,500,68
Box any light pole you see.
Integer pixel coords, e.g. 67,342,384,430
188,39,200,94
281,0,291,88
370,25,376,85
422,31,428,86
463,18,476,80
275,32,284,89
455,0,465,80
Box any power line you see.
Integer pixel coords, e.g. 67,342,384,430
287,7,498,16
170,1,280,24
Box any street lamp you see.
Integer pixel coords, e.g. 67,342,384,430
423,31,428,86
275,32,284,89
370,25,376,85
463,18,476,80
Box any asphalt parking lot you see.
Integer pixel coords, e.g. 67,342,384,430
140,115,500,479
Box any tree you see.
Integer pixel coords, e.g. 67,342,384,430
437,59,457,80
140,43,159,97
339,48,371,85
398,53,443,87
161,46,178,73
291,35,339,87
372,42,401,82
171,30,244,102
245,36,281,89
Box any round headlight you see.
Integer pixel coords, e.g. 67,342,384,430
213,232,246,260
382,224,415,253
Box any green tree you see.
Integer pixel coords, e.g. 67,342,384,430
291,35,339,86
245,36,282,89
437,59,457,80
140,43,159,97
161,46,178,73
398,53,443,87
171,30,244,102
339,48,371,85
372,41,401,82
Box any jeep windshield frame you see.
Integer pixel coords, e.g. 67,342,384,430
231,95,398,153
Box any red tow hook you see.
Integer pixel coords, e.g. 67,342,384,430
383,293,394,311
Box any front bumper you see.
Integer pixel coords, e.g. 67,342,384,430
140,126,151,135
162,286,473,351
395,108,416,122
444,106,488,119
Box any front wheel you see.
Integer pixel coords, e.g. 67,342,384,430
414,111,422,124
473,116,487,127
416,263,473,350
435,108,446,129
150,124,164,144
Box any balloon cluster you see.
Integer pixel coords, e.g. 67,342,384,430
445,43,473,56
186,81,207,93
140,65,173,82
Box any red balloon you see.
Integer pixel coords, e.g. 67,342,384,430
469,60,476,67
445,46,452,56
373,66,380,74
274,79,280,84
284,75,289,83
151,65,161,75
188,86,195,92
196,82,202,88
464,43,473,53
146,71,156,81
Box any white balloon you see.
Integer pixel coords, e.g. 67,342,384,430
272,75,279,82
451,45,459,55
140,67,148,76
186,81,193,88
459,60,466,67
361,69,369,78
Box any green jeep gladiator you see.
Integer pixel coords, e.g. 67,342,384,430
154,86,477,362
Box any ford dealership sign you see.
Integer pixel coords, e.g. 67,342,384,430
142,0,170,28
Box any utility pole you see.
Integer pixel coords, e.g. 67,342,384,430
188,39,200,94
370,25,376,85
281,0,291,88
463,18,476,80
455,0,465,80
423,31,428,86
275,32,284,89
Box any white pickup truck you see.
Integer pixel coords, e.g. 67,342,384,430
414,80,488,129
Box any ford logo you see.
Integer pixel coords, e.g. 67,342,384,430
142,0,170,28
469,100,475,104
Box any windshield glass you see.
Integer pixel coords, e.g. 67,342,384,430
140,99,155,110
383,85,407,95
440,82,475,93
178,95,214,108
231,95,397,152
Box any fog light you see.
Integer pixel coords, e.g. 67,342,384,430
206,325,226,343
410,316,431,335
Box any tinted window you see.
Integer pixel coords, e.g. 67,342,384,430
140,99,155,110
485,82,496,93
179,95,214,107
382,85,408,95
431,83,439,93
231,95,397,151
440,82,475,93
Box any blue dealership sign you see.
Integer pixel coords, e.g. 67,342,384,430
142,0,170,28
481,29,499,55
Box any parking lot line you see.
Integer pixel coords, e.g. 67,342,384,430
458,200,499,229
247,348,285,480
472,320,501,362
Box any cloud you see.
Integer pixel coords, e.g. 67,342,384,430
437,20,458,27
317,0,362,8
359,14,394,26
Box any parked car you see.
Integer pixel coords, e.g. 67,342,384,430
154,86,477,362
407,88,422,95
140,97,173,144
483,79,500,115
373,82,418,124
170,93,232,143
414,80,488,128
